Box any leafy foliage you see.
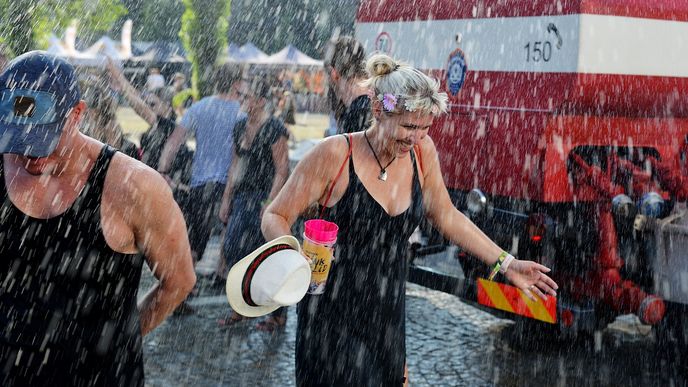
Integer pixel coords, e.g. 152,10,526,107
228,0,357,59
118,0,185,41
0,0,127,56
180,0,232,97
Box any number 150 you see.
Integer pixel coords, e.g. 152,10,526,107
524,41,552,62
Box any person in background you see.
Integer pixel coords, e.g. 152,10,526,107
277,90,296,127
218,77,290,331
158,64,247,313
310,69,325,96
78,72,140,159
324,113,339,137
261,53,558,385
146,67,165,91
172,72,186,92
106,59,190,186
171,72,195,117
323,36,371,135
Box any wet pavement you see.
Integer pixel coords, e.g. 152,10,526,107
139,236,687,386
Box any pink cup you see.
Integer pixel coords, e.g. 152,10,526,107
304,219,338,244
302,220,338,294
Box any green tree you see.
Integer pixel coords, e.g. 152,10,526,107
118,0,185,41
1,0,35,56
0,0,127,56
227,0,357,59
180,0,232,97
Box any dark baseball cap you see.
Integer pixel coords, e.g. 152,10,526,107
0,51,81,157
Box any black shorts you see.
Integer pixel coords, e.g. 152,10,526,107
181,182,225,258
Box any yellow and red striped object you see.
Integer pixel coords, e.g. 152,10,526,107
477,278,557,324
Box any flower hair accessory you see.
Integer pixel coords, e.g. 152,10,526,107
380,93,397,112
375,90,449,115
376,93,415,113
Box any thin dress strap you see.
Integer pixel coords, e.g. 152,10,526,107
319,133,352,219
413,144,424,176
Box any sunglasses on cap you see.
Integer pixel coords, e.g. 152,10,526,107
0,89,60,126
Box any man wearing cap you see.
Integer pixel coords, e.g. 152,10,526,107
0,51,196,385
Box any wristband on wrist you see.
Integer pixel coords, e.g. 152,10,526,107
499,254,515,274
261,198,272,207
488,251,509,281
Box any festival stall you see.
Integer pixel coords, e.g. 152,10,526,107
226,43,268,63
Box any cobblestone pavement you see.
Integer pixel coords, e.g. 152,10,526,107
142,281,508,386
140,237,687,386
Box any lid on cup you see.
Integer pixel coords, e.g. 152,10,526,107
304,219,338,244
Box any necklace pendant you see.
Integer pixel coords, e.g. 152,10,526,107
378,170,388,181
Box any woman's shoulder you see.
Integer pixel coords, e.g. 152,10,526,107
417,134,438,155
414,134,440,178
316,134,353,160
293,134,352,178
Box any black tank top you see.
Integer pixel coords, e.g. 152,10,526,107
296,135,424,386
0,146,145,386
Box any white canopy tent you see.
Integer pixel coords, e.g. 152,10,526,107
45,20,133,66
226,43,268,63
257,44,323,67
129,42,188,64
46,35,109,66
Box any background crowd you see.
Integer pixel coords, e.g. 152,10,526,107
30,36,370,330
52,42,338,329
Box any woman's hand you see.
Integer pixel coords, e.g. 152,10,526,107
504,259,558,301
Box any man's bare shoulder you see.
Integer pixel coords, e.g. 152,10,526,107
105,152,173,207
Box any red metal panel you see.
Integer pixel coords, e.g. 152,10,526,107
426,69,688,117
357,0,688,23
434,113,488,195
541,115,688,202
435,110,688,202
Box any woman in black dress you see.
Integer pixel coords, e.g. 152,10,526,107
262,54,559,386
219,78,290,331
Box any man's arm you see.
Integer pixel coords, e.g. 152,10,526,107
266,135,290,202
106,58,158,125
157,124,187,176
132,170,196,335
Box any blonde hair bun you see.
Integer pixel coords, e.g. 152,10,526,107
360,54,449,115
367,54,398,77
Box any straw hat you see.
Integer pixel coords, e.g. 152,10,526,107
226,235,311,317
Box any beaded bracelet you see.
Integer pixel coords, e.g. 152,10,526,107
488,251,510,281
